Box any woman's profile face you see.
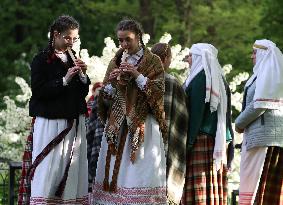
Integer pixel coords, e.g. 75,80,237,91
184,53,193,67
117,30,140,54
251,49,256,65
163,54,172,71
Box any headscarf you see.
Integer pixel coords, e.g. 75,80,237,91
184,43,227,171
246,39,283,109
184,54,203,87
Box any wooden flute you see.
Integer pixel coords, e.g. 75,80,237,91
67,47,86,78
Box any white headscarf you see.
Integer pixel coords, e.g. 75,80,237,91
184,54,203,87
245,39,283,109
184,43,228,171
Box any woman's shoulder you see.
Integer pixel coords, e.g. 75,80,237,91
165,73,182,87
144,47,160,62
143,48,163,72
191,70,206,85
246,81,256,99
196,69,206,77
32,49,49,63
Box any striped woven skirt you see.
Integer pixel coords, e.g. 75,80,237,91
30,116,89,204
182,134,228,205
255,146,283,205
239,143,283,205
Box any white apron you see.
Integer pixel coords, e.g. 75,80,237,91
239,136,267,205
30,115,88,205
92,115,167,205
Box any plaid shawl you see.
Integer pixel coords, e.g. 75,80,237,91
86,95,105,184
98,47,167,162
164,74,188,204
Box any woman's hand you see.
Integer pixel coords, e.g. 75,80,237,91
74,59,87,74
235,126,244,133
120,62,140,79
108,69,121,81
65,66,81,83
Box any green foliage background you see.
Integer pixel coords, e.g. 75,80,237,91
0,0,283,104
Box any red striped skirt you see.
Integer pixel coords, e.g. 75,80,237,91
255,146,283,205
182,134,228,205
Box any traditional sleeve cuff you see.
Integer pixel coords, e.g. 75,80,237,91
104,84,116,98
63,77,68,86
135,74,148,90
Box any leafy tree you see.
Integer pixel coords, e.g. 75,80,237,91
261,0,283,50
2,0,283,108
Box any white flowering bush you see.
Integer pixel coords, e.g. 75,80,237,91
0,77,31,165
223,65,249,112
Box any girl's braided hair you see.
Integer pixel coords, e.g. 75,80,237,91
47,15,79,58
116,18,145,48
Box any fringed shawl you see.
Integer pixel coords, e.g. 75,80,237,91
98,47,167,162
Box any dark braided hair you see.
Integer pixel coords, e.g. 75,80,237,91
151,43,171,63
116,19,145,48
47,15,79,58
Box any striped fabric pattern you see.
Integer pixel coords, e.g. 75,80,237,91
30,196,89,205
92,183,166,204
255,146,283,205
18,118,35,205
182,134,228,205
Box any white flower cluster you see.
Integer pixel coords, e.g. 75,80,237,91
0,77,31,162
159,32,172,44
221,64,250,112
170,45,190,71
229,72,250,93
229,72,250,112
222,64,233,75
142,34,150,45
15,77,32,102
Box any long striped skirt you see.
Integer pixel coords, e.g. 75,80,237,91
255,146,283,204
30,116,88,204
182,134,228,205
240,144,283,205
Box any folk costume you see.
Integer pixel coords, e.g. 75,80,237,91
182,43,233,205
18,49,90,205
86,95,105,189
163,73,188,204
235,39,283,205
91,47,168,204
